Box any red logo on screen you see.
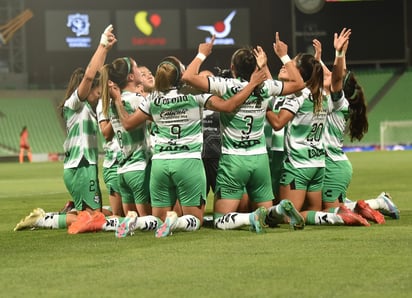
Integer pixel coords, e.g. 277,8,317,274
197,10,236,44
133,11,165,45
135,11,161,36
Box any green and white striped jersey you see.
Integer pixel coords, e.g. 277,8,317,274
96,99,121,168
142,89,211,159
109,91,147,174
281,88,328,168
63,89,99,169
208,77,284,155
268,95,290,152
323,92,349,161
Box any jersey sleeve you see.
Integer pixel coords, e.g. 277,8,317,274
263,79,284,97
197,93,214,108
280,94,300,115
139,97,151,116
208,76,230,97
64,89,83,111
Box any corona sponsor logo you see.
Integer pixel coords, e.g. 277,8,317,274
197,10,236,45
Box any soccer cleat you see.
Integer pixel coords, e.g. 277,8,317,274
355,200,385,224
377,192,400,219
59,200,75,214
68,211,106,234
279,199,305,230
155,211,178,238
338,205,370,226
14,208,45,231
115,211,138,238
264,215,280,228
249,206,268,233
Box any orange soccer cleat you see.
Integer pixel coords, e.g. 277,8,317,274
355,200,385,224
68,211,106,234
338,205,370,227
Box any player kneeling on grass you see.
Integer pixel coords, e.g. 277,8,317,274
14,207,161,235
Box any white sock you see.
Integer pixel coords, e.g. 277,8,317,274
173,215,200,232
364,198,381,210
102,217,119,231
36,213,60,229
214,212,251,230
343,202,356,211
134,216,160,231
313,212,344,225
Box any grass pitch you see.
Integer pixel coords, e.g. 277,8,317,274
0,151,411,297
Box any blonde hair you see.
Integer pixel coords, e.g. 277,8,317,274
155,56,182,92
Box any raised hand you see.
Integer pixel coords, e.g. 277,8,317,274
253,46,267,69
334,27,351,52
249,68,267,87
273,32,288,58
312,39,322,62
100,24,117,49
198,35,216,58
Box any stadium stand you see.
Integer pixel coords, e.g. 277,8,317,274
0,68,409,156
344,68,411,146
0,90,106,159
0,90,65,156
355,69,395,104
363,69,412,146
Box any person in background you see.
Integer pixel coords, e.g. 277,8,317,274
19,126,32,163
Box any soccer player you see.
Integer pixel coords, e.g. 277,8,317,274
100,56,161,237
312,35,399,222
96,99,124,217
14,25,121,233
264,28,371,227
182,33,306,232
19,126,32,163
108,53,267,237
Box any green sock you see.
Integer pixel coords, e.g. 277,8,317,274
58,214,67,229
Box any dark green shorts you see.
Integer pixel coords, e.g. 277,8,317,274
215,154,273,203
150,158,206,208
63,159,102,210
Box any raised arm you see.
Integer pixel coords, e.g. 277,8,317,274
254,46,272,79
78,25,117,101
205,67,266,112
313,38,332,78
109,83,151,131
331,28,351,93
182,35,216,92
273,32,305,95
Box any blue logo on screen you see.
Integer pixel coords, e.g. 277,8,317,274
67,13,90,36
65,13,91,48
